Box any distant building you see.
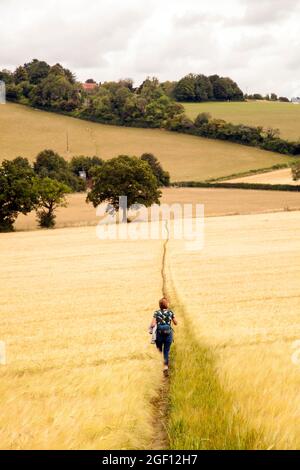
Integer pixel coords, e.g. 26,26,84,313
291,97,300,104
79,170,87,180
81,82,98,92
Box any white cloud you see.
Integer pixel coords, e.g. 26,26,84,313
0,0,299,97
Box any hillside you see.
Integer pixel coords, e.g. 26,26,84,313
0,102,293,182
183,101,300,141
226,168,298,185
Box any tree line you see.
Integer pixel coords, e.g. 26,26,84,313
171,73,244,102
245,93,290,102
0,151,169,232
167,112,300,156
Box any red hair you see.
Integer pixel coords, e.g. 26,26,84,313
159,297,169,310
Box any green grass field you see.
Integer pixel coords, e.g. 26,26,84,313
0,102,293,182
183,101,300,141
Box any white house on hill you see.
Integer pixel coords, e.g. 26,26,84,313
291,97,300,104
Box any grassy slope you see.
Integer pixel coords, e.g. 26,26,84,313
183,101,300,141
226,168,298,185
0,102,292,182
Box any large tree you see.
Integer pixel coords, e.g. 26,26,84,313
87,155,161,222
173,74,197,101
0,157,37,231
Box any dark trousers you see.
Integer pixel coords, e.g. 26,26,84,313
155,332,173,365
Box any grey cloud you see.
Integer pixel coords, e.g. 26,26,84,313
173,11,224,28
0,0,146,71
0,0,299,97
234,0,300,25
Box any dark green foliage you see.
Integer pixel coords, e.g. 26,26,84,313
247,93,264,100
5,83,22,101
70,155,103,179
166,114,194,131
172,181,300,191
4,59,81,111
87,155,161,221
0,157,37,231
14,66,29,84
161,80,177,98
210,75,243,101
34,177,71,228
24,59,51,84
81,78,184,128
173,73,243,102
174,113,300,156
34,149,86,191
140,153,170,186
0,69,14,84
194,112,211,126
29,67,81,111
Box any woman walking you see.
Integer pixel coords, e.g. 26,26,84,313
150,298,177,375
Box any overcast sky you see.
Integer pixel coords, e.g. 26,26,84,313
1,0,299,97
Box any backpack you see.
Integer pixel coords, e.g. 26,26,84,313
156,309,173,336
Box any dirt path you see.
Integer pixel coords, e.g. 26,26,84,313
149,222,170,450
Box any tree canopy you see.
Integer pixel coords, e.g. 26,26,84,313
0,157,37,231
173,73,243,102
87,155,161,222
34,149,85,191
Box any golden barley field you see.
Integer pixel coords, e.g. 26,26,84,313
167,211,300,449
15,187,300,232
0,227,164,450
226,168,297,185
0,102,292,181
184,101,300,141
